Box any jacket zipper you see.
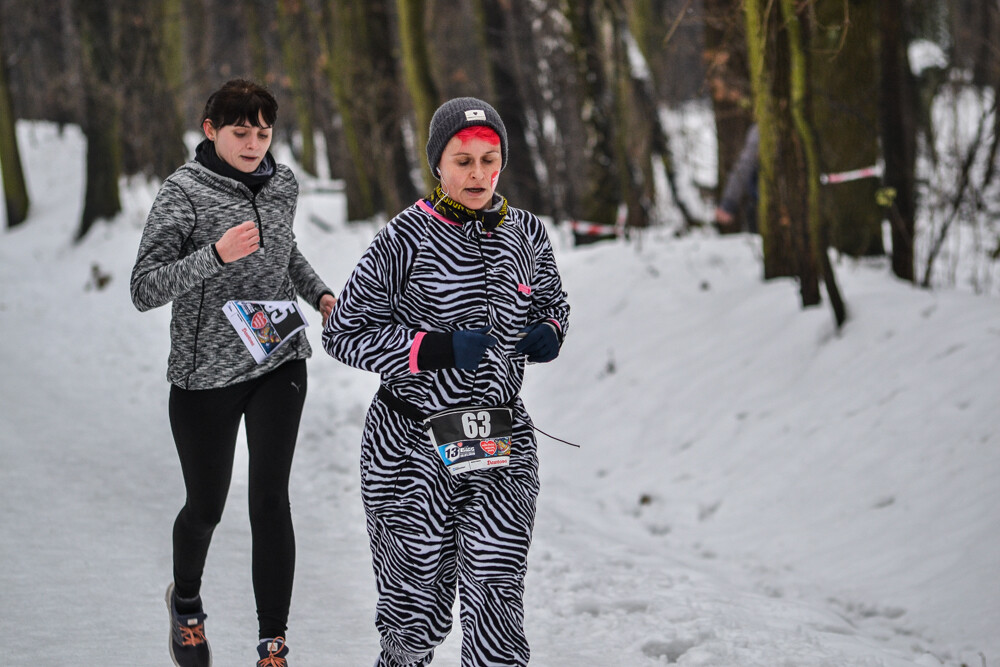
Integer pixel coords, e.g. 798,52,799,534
473,227,494,405
243,190,265,248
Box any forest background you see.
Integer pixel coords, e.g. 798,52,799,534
2,2,1000,664
1,0,998,309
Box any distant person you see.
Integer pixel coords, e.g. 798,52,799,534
715,123,760,233
323,97,571,666
130,78,336,667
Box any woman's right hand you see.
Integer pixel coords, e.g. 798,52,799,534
215,220,260,263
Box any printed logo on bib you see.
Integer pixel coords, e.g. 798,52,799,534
251,311,269,330
426,407,513,475
222,300,308,364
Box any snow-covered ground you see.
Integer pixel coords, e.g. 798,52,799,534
1,122,998,666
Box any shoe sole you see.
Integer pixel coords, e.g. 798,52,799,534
166,583,213,667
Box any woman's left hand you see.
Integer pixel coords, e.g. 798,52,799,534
319,294,337,326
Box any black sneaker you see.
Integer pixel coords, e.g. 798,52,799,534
166,583,212,667
257,636,289,667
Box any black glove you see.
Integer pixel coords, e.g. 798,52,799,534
514,322,560,362
452,326,498,370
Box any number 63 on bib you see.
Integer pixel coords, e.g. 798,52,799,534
425,406,513,475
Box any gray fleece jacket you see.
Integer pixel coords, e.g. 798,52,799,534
130,160,332,389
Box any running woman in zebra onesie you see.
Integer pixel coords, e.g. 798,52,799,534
323,97,570,666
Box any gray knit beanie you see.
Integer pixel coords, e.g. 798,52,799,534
426,97,508,178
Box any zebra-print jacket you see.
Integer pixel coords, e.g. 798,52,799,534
323,199,570,415
130,160,332,390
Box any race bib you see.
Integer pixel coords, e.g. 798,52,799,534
425,406,513,475
222,300,307,364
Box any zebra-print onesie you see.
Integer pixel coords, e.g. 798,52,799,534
323,198,570,666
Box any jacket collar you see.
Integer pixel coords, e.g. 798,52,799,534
423,185,508,233
194,138,276,194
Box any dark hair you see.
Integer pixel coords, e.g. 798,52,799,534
202,79,277,129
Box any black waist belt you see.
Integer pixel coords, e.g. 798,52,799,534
377,386,428,421
377,385,517,423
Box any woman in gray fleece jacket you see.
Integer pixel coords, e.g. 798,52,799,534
130,79,334,667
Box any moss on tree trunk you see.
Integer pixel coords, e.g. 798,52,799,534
396,0,439,190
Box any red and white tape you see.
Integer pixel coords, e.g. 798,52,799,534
820,163,883,185
569,220,619,236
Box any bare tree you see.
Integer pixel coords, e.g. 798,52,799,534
244,0,270,85
703,0,755,230
119,0,187,180
783,0,845,324
74,0,122,240
472,0,545,213
396,0,439,190
879,0,918,283
0,7,29,228
812,1,883,258
319,0,417,219
562,0,625,232
276,0,318,176
626,0,700,230
745,0,797,279
745,0,834,318
318,0,375,218
363,0,420,212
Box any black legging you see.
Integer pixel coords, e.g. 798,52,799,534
168,359,306,640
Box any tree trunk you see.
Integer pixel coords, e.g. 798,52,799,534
703,0,754,227
949,0,1000,87
745,0,846,317
75,0,122,240
563,0,623,233
319,0,371,218
745,0,796,278
358,0,418,212
181,0,211,125
319,0,418,218
879,0,917,282
0,20,30,229
812,0,883,257
626,0,699,230
119,1,187,180
611,8,655,231
396,0,439,190
782,0,846,322
474,0,545,213
161,0,187,129
276,0,318,176
244,0,270,85
780,0,820,307
972,0,1000,87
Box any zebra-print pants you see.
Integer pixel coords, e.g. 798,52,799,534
361,396,540,667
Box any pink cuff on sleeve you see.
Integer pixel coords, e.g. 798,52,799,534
409,331,426,373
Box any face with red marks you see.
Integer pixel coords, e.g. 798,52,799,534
437,126,502,211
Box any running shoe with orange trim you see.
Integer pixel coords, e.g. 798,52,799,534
166,583,212,667
257,636,289,667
